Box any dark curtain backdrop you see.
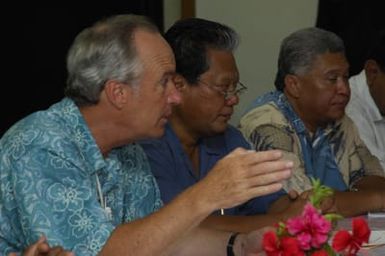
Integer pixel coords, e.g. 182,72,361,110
316,0,385,76
2,3,163,136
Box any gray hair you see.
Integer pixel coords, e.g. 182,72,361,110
65,14,159,106
274,27,345,91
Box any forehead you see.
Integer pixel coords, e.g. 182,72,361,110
134,29,175,74
309,52,349,75
203,48,239,80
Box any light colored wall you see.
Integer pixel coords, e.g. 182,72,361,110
163,0,181,32
163,0,318,125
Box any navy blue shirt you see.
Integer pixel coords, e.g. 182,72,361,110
140,124,285,216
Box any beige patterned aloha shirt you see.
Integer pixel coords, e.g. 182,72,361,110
239,99,384,194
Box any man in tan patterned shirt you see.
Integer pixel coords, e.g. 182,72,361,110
240,27,385,217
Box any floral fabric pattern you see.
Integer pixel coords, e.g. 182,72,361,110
0,98,162,255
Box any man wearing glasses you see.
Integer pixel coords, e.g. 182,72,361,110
140,18,302,233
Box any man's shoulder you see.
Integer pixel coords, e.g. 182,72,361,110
221,125,251,149
243,102,285,121
239,102,287,137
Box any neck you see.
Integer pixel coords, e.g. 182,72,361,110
285,95,321,134
80,105,135,157
169,117,201,176
169,116,200,148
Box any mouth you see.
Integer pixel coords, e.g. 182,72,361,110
332,98,349,108
332,101,348,108
219,113,233,121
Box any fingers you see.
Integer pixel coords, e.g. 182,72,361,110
247,168,291,188
22,235,50,256
228,148,284,166
20,235,74,256
47,246,74,256
247,182,284,198
299,190,312,200
319,196,336,213
288,189,299,200
229,149,294,179
198,148,294,212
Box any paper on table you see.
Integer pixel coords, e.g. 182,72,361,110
362,230,385,248
369,231,385,244
368,211,385,218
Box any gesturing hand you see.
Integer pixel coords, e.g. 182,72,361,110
196,148,293,211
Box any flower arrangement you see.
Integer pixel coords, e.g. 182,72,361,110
262,179,371,256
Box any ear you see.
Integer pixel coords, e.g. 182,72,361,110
284,74,301,98
103,80,129,109
172,74,187,91
364,59,380,88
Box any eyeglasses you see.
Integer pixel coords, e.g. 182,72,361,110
197,80,247,101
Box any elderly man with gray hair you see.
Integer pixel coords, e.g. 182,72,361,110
0,14,292,256
240,27,385,218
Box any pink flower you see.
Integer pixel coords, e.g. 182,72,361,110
332,217,370,255
286,203,332,250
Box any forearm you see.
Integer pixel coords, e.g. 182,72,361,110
168,227,231,256
170,227,268,256
101,148,292,255
200,214,284,233
100,184,214,256
332,176,385,217
354,175,385,191
267,194,292,214
334,190,385,217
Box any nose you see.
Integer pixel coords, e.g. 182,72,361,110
167,81,182,105
225,94,239,106
337,78,350,96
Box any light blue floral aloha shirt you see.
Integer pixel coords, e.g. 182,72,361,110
0,98,163,255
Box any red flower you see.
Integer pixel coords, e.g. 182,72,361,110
332,217,370,255
311,249,329,256
262,231,305,256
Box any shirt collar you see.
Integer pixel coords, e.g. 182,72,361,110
165,123,223,156
60,98,106,175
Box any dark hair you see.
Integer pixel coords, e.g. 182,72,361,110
274,27,345,91
65,14,159,106
164,18,239,84
367,30,385,72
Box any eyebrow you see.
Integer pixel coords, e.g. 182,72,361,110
164,71,177,77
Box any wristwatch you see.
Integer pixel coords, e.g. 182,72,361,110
227,232,239,256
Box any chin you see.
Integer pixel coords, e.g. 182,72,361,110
335,111,346,120
141,127,166,140
212,124,228,135
153,128,166,139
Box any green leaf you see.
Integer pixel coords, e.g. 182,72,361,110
309,177,334,209
324,213,343,222
323,243,338,256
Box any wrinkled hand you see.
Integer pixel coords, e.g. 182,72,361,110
8,236,74,256
319,194,337,214
197,148,293,211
